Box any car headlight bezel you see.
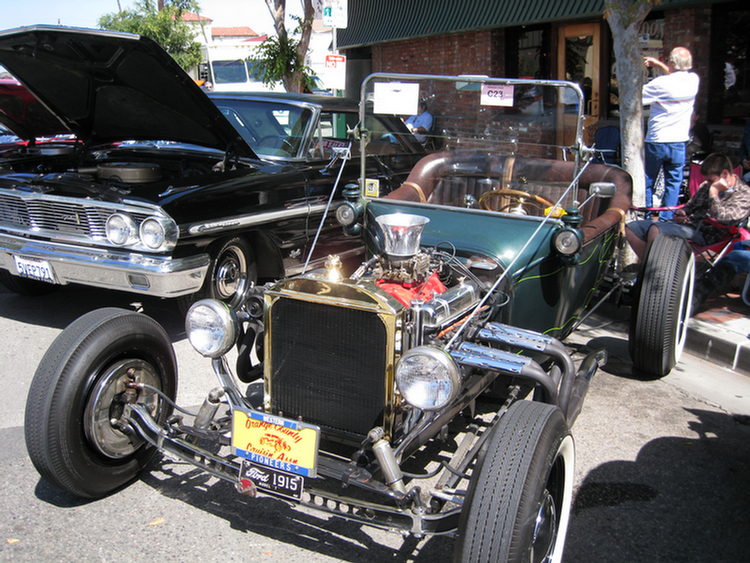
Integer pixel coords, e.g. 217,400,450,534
185,299,239,358
139,216,177,250
552,227,583,257
105,213,139,246
395,346,461,411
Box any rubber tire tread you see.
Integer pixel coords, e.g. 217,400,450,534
453,401,571,563
629,234,693,377
24,308,177,498
0,269,59,296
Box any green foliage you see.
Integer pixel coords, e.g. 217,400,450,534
251,17,316,92
98,0,203,70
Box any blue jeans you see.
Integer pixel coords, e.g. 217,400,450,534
645,141,686,221
724,243,750,274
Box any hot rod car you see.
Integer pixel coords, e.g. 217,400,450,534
24,74,695,562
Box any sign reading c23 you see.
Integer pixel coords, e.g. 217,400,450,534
480,84,514,107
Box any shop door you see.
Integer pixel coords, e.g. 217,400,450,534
557,23,601,147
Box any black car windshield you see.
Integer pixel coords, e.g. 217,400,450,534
214,99,314,159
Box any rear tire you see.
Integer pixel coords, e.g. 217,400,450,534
629,234,694,377
454,401,574,563
24,308,177,498
0,269,59,296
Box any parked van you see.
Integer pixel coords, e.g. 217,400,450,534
200,43,285,93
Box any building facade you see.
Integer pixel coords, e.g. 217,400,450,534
338,0,749,157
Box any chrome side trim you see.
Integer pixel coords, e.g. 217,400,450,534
186,203,329,235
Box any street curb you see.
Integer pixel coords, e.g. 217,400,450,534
685,317,750,378
577,301,750,379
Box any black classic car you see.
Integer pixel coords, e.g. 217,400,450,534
25,72,695,563
0,26,424,309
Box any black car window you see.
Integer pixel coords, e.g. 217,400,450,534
215,99,313,159
310,111,358,159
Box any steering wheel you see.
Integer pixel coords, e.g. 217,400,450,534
478,188,554,214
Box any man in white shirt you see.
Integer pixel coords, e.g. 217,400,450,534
642,47,700,220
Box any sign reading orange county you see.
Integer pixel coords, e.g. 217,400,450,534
232,410,320,477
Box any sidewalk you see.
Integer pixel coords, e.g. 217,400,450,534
688,286,750,377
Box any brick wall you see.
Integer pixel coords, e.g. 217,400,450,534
371,29,505,76
662,7,712,122
371,29,507,143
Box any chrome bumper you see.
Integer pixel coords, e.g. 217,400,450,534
0,233,209,298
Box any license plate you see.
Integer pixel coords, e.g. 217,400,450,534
239,459,304,500
232,410,320,478
13,256,55,284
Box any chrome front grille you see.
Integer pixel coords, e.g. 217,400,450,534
0,189,155,244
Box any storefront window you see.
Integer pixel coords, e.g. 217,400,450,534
710,2,749,124
507,27,550,80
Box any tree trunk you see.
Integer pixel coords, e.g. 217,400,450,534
605,0,654,265
265,0,314,93
605,0,653,209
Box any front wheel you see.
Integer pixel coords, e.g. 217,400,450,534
629,234,695,377
179,236,257,314
454,401,574,563
0,269,59,296
24,308,177,498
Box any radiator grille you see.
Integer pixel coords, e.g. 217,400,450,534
0,192,150,240
269,297,389,438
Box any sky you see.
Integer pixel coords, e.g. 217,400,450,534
0,0,282,36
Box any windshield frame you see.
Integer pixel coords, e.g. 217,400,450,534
358,73,587,194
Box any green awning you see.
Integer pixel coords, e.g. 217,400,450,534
338,0,726,49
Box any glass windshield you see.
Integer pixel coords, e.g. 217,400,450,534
214,99,314,159
360,74,587,210
362,75,584,162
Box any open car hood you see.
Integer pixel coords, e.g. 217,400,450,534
0,26,256,157
0,77,70,141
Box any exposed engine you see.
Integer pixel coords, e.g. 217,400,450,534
351,212,501,337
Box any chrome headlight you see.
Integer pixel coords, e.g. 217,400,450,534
552,227,583,257
335,200,361,227
185,299,239,358
395,346,461,411
140,216,177,250
106,213,138,246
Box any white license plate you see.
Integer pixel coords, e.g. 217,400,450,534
239,459,304,500
13,256,55,284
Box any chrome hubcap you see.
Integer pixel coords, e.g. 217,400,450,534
84,359,161,459
214,245,247,301
531,490,557,563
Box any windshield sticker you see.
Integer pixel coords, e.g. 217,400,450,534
365,179,380,197
480,83,514,107
373,82,420,116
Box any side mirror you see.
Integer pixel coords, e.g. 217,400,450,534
578,182,617,209
589,182,617,198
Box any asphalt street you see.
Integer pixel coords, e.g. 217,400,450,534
1,284,750,562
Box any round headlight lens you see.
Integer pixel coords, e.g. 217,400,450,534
185,299,239,358
395,346,461,411
553,228,582,256
335,201,358,227
139,217,167,250
106,213,138,246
